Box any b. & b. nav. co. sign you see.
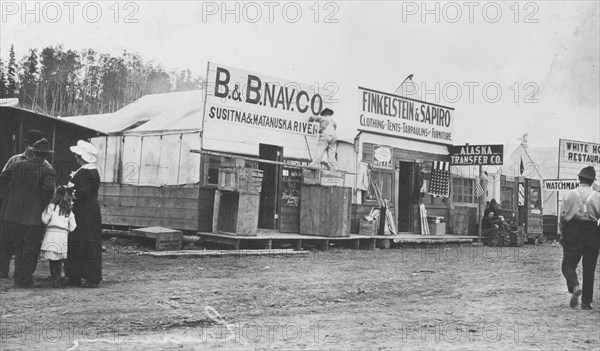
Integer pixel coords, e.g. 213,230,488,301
449,144,504,166
358,86,454,145
202,63,327,158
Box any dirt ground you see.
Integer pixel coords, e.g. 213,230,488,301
1,239,599,351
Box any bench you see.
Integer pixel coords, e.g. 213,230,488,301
130,227,183,251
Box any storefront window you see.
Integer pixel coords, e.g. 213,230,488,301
501,186,514,209
452,177,476,204
368,170,393,202
203,155,221,186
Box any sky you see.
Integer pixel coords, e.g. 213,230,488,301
1,0,599,147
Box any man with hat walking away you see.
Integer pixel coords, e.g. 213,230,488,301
0,139,56,287
1,130,50,279
560,165,600,310
2,129,50,172
308,108,338,170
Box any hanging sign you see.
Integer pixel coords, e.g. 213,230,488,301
448,144,504,165
558,139,600,186
543,179,580,192
372,145,393,170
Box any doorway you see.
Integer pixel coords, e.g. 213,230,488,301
258,144,282,229
397,161,415,232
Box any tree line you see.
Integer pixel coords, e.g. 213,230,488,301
0,44,203,116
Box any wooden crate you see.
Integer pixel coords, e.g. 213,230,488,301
218,167,263,194
302,168,321,185
359,218,378,236
300,185,352,237
221,157,246,168
130,227,183,251
302,168,345,187
213,190,260,236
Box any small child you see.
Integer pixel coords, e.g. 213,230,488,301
41,186,77,288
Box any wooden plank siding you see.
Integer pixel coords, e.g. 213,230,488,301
98,183,215,232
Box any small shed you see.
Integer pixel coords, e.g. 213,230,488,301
0,106,106,184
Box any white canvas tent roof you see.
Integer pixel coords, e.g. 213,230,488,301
61,90,204,134
507,144,559,180
0,98,19,107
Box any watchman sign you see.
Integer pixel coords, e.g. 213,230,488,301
543,180,580,192
448,144,504,165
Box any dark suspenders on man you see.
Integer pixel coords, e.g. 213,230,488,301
560,166,600,310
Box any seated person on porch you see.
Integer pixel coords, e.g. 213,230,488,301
488,198,511,227
482,208,501,245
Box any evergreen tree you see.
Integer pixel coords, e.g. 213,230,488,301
20,49,39,107
0,58,6,98
7,45,18,97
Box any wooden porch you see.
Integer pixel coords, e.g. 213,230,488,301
197,229,478,251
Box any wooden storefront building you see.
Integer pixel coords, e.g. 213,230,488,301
65,64,355,236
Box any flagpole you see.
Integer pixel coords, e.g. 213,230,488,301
478,165,483,243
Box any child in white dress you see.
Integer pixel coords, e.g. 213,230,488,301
41,186,77,288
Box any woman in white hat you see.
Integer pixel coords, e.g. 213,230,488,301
65,140,103,288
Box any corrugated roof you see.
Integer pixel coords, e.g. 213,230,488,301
61,90,204,134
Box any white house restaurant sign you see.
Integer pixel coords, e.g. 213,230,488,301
202,63,324,158
543,179,580,192
448,144,504,165
559,139,600,165
358,86,454,145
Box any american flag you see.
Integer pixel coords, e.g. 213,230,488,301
429,161,450,197
475,180,485,198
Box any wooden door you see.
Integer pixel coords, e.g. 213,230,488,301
397,162,414,232
258,144,282,229
525,178,543,234
280,165,302,233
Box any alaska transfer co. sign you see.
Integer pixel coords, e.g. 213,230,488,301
448,144,504,165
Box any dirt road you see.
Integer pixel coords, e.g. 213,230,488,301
1,240,599,350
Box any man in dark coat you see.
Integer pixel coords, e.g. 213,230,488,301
0,129,48,279
0,139,56,287
2,129,49,172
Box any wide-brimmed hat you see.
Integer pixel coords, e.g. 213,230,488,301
320,108,334,116
578,166,596,181
70,140,97,163
30,138,53,154
23,129,44,145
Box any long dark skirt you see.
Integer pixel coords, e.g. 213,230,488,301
65,200,102,284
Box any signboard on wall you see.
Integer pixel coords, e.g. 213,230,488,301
448,144,503,165
358,86,454,145
558,139,600,180
543,179,580,192
202,63,326,158
372,145,393,170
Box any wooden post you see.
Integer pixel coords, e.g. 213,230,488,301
556,142,561,236
478,165,483,243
